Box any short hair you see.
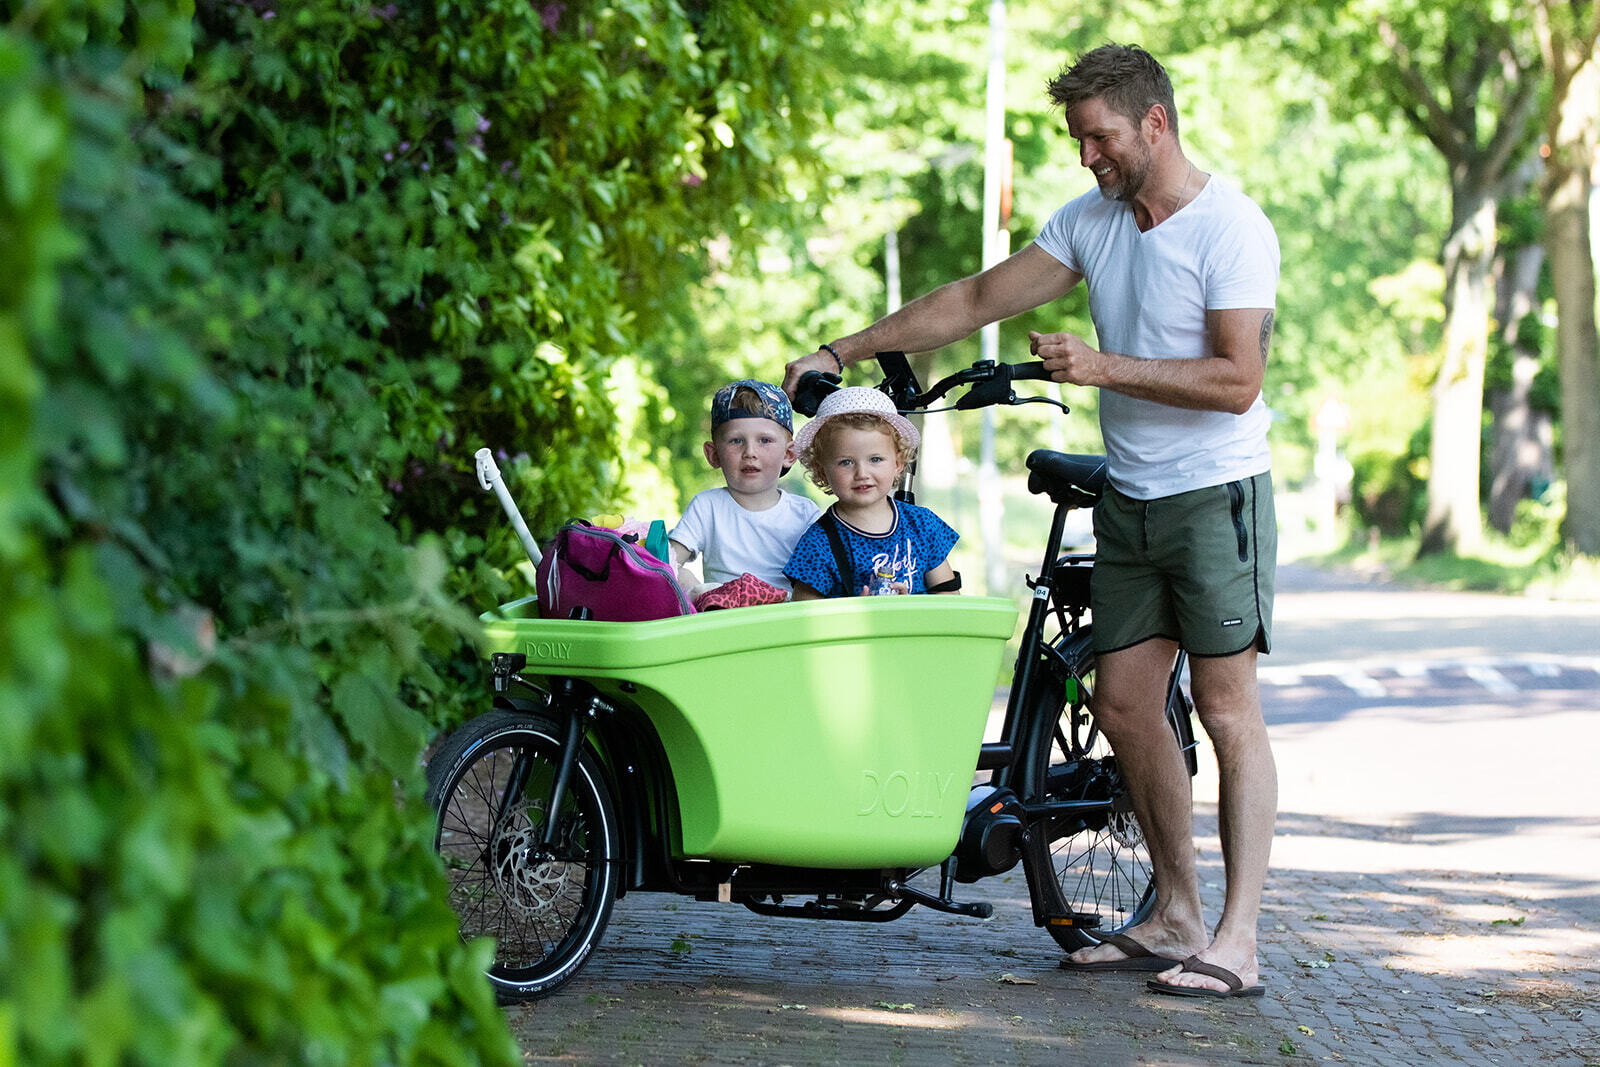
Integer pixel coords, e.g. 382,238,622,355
729,386,766,415
712,384,793,441
714,387,764,435
1045,43,1179,140
797,413,917,495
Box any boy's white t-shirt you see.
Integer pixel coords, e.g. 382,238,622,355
1033,174,1280,500
669,486,821,590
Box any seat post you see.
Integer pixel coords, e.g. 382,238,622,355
1038,502,1070,580
993,500,1073,771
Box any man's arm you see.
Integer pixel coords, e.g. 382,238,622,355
783,244,1081,396
1030,306,1273,414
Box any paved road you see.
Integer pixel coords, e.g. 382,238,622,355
505,565,1600,1065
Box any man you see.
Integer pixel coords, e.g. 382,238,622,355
783,43,1279,998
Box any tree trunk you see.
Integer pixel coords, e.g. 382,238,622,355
1419,191,1495,556
1543,57,1600,555
1488,241,1552,533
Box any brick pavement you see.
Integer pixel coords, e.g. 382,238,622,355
505,798,1599,1065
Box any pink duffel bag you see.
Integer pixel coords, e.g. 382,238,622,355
535,521,695,622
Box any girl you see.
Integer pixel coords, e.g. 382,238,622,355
784,387,960,599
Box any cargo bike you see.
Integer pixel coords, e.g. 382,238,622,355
425,354,1198,1000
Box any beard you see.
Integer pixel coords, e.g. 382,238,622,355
1097,142,1153,203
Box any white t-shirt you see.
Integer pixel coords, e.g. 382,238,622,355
669,487,821,590
1033,175,1280,500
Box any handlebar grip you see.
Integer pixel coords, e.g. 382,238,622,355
1009,361,1052,381
955,378,1011,410
793,370,841,417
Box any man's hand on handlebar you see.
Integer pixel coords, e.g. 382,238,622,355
786,349,1066,416
1029,329,1105,388
783,349,840,400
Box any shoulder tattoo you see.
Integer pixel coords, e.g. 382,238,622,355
1259,311,1275,365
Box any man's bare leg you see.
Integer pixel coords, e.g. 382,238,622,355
1064,638,1208,965
1152,647,1277,992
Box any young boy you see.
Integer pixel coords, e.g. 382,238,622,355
669,379,821,601
784,387,959,600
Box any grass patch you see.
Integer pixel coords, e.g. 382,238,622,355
1305,530,1600,599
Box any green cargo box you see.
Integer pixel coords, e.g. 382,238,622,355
481,596,1018,869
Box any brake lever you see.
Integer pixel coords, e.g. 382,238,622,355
1012,395,1072,414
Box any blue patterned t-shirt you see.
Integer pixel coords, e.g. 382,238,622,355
784,500,959,598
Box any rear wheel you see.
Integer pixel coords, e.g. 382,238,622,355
425,710,620,1000
1027,630,1196,952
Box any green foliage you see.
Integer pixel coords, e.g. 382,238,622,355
1350,433,1429,536
1313,482,1595,596
1486,193,1561,415
657,2,1117,497
2,0,838,1061
1177,0,1542,152
1507,480,1564,549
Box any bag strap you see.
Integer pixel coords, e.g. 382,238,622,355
925,571,962,593
820,508,855,597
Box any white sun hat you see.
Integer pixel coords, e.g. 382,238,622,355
793,386,920,454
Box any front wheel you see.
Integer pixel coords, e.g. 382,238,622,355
425,710,620,1000
1026,630,1196,952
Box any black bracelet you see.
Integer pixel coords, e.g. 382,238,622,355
820,343,844,373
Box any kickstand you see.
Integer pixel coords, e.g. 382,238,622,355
886,860,993,919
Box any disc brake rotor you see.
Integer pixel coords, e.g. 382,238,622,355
1106,803,1144,849
490,805,577,916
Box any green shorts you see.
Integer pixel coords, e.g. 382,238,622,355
1090,472,1276,657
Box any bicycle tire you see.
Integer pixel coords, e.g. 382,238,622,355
425,710,620,1001
1025,627,1196,952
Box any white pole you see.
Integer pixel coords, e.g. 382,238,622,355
474,448,543,569
978,0,1007,596
885,225,903,313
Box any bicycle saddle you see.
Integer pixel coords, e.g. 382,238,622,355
1025,451,1108,509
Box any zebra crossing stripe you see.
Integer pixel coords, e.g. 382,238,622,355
1258,657,1599,693
1337,670,1387,698
1464,665,1517,694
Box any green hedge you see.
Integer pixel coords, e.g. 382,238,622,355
1,0,834,1061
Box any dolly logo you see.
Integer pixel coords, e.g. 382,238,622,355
858,770,956,818
526,640,573,661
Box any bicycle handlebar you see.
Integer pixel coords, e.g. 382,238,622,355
792,354,1066,418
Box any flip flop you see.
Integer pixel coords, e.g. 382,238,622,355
1146,955,1266,999
1059,931,1183,973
